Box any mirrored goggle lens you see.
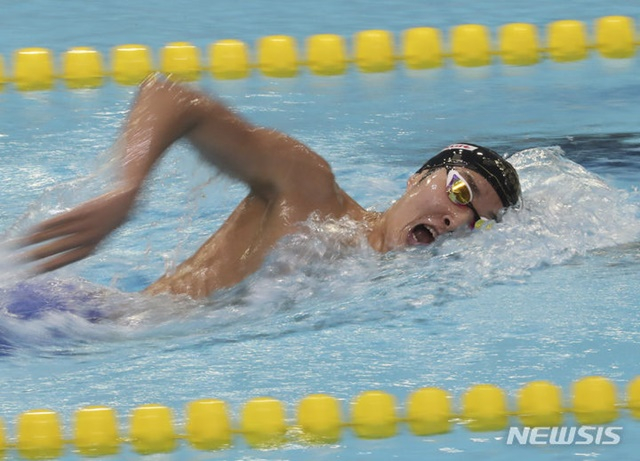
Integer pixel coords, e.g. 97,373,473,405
446,170,472,205
474,218,494,230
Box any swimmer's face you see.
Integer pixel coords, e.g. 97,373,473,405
379,167,503,250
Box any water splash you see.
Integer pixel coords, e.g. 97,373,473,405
0,146,638,353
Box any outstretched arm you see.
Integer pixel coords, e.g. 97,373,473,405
117,74,333,198
21,74,334,273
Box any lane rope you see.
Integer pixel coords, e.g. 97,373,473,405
1,16,638,90
2,375,640,458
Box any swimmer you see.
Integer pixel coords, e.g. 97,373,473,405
20,75,521,299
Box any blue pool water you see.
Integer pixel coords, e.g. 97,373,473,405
2,1,640,460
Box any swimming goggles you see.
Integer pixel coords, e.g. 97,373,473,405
445,169,493,230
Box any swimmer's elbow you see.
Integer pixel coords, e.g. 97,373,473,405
136,75,211,128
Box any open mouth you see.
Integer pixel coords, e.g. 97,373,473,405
408,224,436,245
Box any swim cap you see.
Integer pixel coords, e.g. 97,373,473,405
416,143,521,208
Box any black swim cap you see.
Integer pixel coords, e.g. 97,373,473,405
416,143,521,208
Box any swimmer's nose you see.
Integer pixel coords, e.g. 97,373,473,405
443,215,453,229
442,211,471,232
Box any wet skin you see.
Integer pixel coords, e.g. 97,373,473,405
21,76,504,299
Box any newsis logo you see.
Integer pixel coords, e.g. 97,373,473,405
506,426,623,446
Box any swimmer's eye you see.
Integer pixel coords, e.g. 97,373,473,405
445,169,488,228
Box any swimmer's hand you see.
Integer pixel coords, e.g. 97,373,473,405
20,186,138,273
